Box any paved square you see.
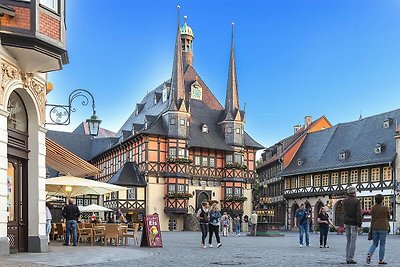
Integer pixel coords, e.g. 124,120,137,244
1,231,400,267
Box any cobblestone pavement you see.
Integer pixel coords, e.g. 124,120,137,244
2,231,400,267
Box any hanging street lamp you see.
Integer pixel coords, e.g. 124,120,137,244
46,89,102,136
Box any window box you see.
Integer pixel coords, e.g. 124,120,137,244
224,196,247,202
166,157,193,164
164,192,193,199
225,162,247,170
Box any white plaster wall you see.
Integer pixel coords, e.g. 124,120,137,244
0,109,9,238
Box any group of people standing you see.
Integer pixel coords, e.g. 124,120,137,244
294,186,390,265
196,201,259,249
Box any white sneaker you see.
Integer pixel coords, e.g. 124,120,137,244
299,244,303,248
217,243,222,248
306,244,311,247
209,244,213,248
202,245,207,249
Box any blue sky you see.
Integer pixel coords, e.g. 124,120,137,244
47,0,400,150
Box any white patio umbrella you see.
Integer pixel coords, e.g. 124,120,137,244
78,204,112,213
45,175,127,198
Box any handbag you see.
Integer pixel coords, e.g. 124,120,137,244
368,229,372,240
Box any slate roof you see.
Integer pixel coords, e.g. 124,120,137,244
46,130,119,161
281,109,400,176
108,162,146,187
114,63,263,151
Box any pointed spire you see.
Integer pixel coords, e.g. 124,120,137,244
169,5,187,112
224,22,240,121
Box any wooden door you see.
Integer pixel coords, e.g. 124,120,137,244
7,157,28,253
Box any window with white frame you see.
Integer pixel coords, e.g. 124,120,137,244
331,173,338,185
291,177,296,189
305,175,311,187
350,170,358,184
383,166,392,181
180,119,185,126
202,124,209,133
226,187,233,196
234,188,242,196
384,196,391,208
177,184,185,192
234,154,243,164
314,175,321,187
195,156,200,165
363,197,373,210
299,176,305,188
127,188,136,200
209,158,215,167
178,148,186,158
76,199,84,206
341,171,348,185
113,157,117,172
168,184,175,192
202,157,208,167
111,192,117,200
361,169,369,183
322,174,329,186
40,0,58,12
169,148,176,158
371,168,380,182
226,155,233,164
138,146,143,162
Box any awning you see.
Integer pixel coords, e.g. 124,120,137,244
46,137,100,177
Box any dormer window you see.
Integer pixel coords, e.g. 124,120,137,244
202,124,208,133
297,158,306,166
180,119,185,126
383,118,392,128
374,143,384,154
153,94,157,105
135,109,139,116
170,118,176,125
144,119,148,130
236,128,240,134
339,150,349,160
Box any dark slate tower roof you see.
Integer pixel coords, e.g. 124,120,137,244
223,23,241,121
169,5,187,112
281,109,400,176
108,162,146,187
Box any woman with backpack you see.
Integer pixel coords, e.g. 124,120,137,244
196,201,210,248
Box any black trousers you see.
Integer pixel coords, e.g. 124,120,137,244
200,223,208,245
209,224,221,244
320,225,329,246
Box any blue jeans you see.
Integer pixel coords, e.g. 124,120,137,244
368,230,387,261
299,224,309,245
65,220,77,246
200,223,208,245
46,220,52,241
236,225,241,235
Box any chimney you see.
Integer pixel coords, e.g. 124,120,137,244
294,124,302,134
304,116,312,128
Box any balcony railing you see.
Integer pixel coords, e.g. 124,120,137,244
164,198,189,214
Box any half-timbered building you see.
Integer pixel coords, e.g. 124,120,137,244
256,116,331,228
48,12,262,231
280,109,400,232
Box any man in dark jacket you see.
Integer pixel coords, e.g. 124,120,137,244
62,198,81,246
343,186,362,264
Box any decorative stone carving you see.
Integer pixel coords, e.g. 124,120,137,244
0,60,20,103
22,73,46,124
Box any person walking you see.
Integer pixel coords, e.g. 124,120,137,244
62,198,81,246
251,211,258,236
196,201,210,248
208,203,222,248
45,202,52,244
366,194,390,265
317,206,335,248
343,186,362,264
295,203,310,247
221,212,229,237
234,215,241,236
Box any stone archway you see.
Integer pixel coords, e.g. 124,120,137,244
1,77,46,254
334,200,344,226
291,202,299,228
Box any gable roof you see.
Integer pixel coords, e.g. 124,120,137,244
108,161,146,187
257,116,330,170
281,109,400,176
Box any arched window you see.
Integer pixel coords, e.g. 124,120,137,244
7,91,28,133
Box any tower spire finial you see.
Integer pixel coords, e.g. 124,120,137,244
168,3,186,112
224,21,240,121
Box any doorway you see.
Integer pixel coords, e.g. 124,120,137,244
196,190,211,211
7,157,28,253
